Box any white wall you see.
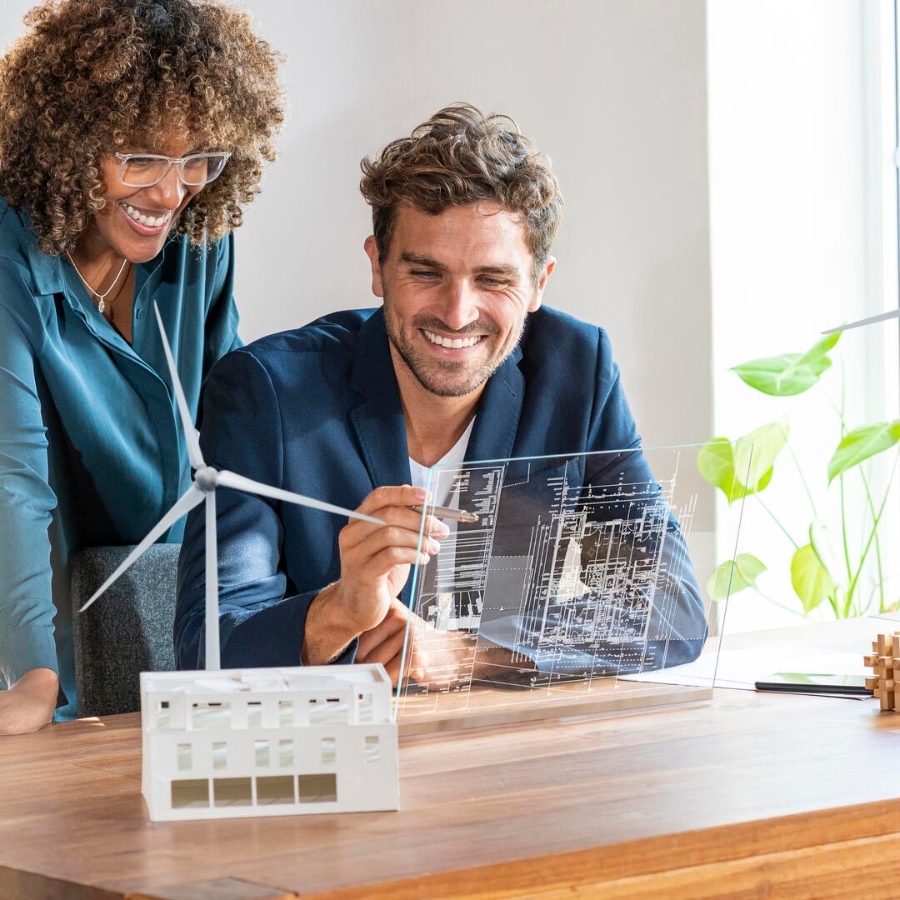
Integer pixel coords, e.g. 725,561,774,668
235,0,714,458
1,0,716,555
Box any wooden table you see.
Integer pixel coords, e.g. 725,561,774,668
2,617,900,899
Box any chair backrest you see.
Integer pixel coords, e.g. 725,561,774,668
70,544,180,718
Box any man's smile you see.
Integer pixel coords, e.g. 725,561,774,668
422,329,484,349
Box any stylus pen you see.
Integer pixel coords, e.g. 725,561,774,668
412,505,479,523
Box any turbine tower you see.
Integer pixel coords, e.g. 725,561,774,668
80,303,382,671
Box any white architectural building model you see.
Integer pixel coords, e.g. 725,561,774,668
141,664,398,821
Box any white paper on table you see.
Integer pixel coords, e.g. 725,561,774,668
621,643,869,694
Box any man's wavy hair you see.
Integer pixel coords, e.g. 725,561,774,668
360,103,563,280
0,0,285,256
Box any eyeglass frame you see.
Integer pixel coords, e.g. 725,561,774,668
112,151,232,188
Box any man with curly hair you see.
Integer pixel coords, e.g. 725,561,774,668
176,104,707,689
0,0,284,733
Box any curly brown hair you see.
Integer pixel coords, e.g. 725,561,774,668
0,0,285,256
359,103,563,279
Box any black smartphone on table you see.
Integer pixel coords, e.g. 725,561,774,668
754,672,871,696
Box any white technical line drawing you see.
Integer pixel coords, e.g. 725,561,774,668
80,303,398,821
397,450,712,729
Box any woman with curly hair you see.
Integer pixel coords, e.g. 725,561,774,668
0,0,284,733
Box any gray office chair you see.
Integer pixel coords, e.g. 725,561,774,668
70,544,180,718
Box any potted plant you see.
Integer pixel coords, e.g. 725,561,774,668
698,332,900,618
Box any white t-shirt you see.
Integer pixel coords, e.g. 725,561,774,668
408,417,475,506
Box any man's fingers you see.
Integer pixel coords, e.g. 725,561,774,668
355,485,428,518
325,487,449,645
342,527,442,575
357,598,410,658
357,626,408,670
357,617,404,659
350,487,451,538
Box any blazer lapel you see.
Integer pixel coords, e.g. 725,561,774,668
467,345,525,463
349,309,411,489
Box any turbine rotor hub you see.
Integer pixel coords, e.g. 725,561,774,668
194,466,219,492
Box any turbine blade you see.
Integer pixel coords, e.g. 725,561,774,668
204,490,221,671
154,302,205,470
216,469,385,526
79,485,205,612
822,309,900,334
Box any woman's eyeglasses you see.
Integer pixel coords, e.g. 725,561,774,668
113,151,231,188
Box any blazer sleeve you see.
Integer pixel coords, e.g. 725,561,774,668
586,327,708,667
480,325,708,675
0,268,59,688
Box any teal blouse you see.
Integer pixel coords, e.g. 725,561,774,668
0,196,240,720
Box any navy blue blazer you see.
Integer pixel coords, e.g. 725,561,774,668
175,307,705,671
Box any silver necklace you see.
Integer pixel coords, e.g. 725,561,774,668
66,251,129,314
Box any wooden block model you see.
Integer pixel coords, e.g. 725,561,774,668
863,632,900,711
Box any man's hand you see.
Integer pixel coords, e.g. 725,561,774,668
0,668,58,735
358,599,540,689
302,486,449,666
356,598,479,689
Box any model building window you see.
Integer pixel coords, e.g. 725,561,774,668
156,700,172,729
212,742,228,770
177,743,192,772
256,775,295,806
320,737,336,766
171,779,209,809
213,777,252,807
192,702,231,730
310,701,348,727
298,773,337,803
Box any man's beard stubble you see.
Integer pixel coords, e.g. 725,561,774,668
382,297,523,399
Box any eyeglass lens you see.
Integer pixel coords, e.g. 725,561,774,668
119,153,229,188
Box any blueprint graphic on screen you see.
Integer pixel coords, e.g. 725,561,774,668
396,445,740,727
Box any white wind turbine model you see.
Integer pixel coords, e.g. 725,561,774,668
80,303,382,671
79,305,399,823
823,309,900,335
823,309,900,396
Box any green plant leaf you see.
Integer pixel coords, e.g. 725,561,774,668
732,333,839,397
737,419,789,490
796,330,841,365
827,419,900,484
809,518,844,592
706,554,767,601
698,431,782,503
791,544,837,614
698,438,742,503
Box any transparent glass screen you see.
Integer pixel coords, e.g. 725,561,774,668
395,443,747,731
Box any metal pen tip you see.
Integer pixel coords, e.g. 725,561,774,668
412,505,479,523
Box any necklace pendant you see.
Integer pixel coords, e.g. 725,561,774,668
65,251,128,315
